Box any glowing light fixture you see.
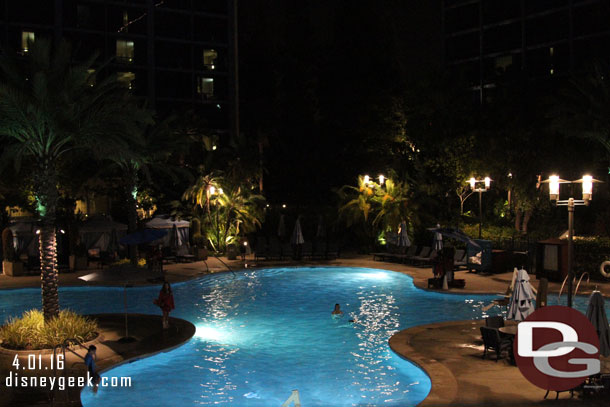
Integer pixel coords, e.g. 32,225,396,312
363,175,370,185
378,175,385,185
549,175,560,200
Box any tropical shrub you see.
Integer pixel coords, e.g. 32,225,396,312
0,310,98,350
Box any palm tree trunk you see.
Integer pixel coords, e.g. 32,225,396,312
126,169,138,266
36,167,60,322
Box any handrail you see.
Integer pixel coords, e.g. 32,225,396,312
558,273,570,303
574,272,590,298
558,272,590,304
212,255,236,277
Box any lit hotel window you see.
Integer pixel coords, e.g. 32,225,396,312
197,77,214,99
203,49,217,70
117,72,135,90
21,31,35,53
116,40,134,63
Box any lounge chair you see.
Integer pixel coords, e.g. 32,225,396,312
480,326,512,362
281,243,293,260
485,316,505,329
268,237,282,259
372,244,397,261
410,247,435,266
255,237,267,260
326,242,340,259
312,239,326,259
405,246,429,264
176,245,195,262
453,249,467,270
301,241,313,259
396,245,418,263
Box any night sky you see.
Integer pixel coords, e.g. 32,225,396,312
239,1,441,205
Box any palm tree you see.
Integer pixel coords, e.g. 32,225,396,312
371,178,410,233
183,173,265,252
0,38,149,321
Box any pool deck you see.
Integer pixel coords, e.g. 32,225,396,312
2,254,610,406
0,314,195,407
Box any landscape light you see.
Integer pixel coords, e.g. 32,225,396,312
484,177,491,189
469,177,476,190
209,186,216,195
378,175,385,185
363,175,370,185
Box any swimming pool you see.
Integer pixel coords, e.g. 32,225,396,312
0,267,604,406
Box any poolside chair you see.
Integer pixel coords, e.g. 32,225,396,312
255,237,268,260
301,241,313,259
281,243,293,260
312,239,326,259
326,241,340,259
406,246,429,265
372,244,398,261
411,248,436,266
268,237,282,259
480,326,512,362
485,315,505,329
453,249,467,270
397,245,418,263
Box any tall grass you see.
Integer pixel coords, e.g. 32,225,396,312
0,310,98,350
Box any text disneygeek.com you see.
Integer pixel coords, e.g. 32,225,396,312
4,372,132,391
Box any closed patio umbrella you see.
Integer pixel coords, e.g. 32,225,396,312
397,220,411,247
507,268,536,321
586,291,610,357
291,218,304,245
433,223,443,252
278,215,286,240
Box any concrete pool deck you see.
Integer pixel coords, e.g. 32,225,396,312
2,254,610,406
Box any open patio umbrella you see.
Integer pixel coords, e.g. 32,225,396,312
507,268,536,321
397,221,411,247
119,229,168,245
586,291,610,357
79,266,163,342
291,218,304,245
278,215,286,240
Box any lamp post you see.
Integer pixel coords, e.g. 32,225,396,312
468,177,492,238
543,175,601,307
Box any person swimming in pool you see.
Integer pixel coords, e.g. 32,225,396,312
331,303,343,316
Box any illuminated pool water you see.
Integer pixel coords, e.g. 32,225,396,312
0,267,604,407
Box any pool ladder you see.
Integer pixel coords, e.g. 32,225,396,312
281,390,301,407
558,272,590,303
49,338,90,406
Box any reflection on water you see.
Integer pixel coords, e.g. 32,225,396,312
7,267,598,407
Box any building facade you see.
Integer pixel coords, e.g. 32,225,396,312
442,0,610,101
0,0,238,134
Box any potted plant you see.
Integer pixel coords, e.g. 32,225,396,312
2,227,24,276
191,218,208,260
